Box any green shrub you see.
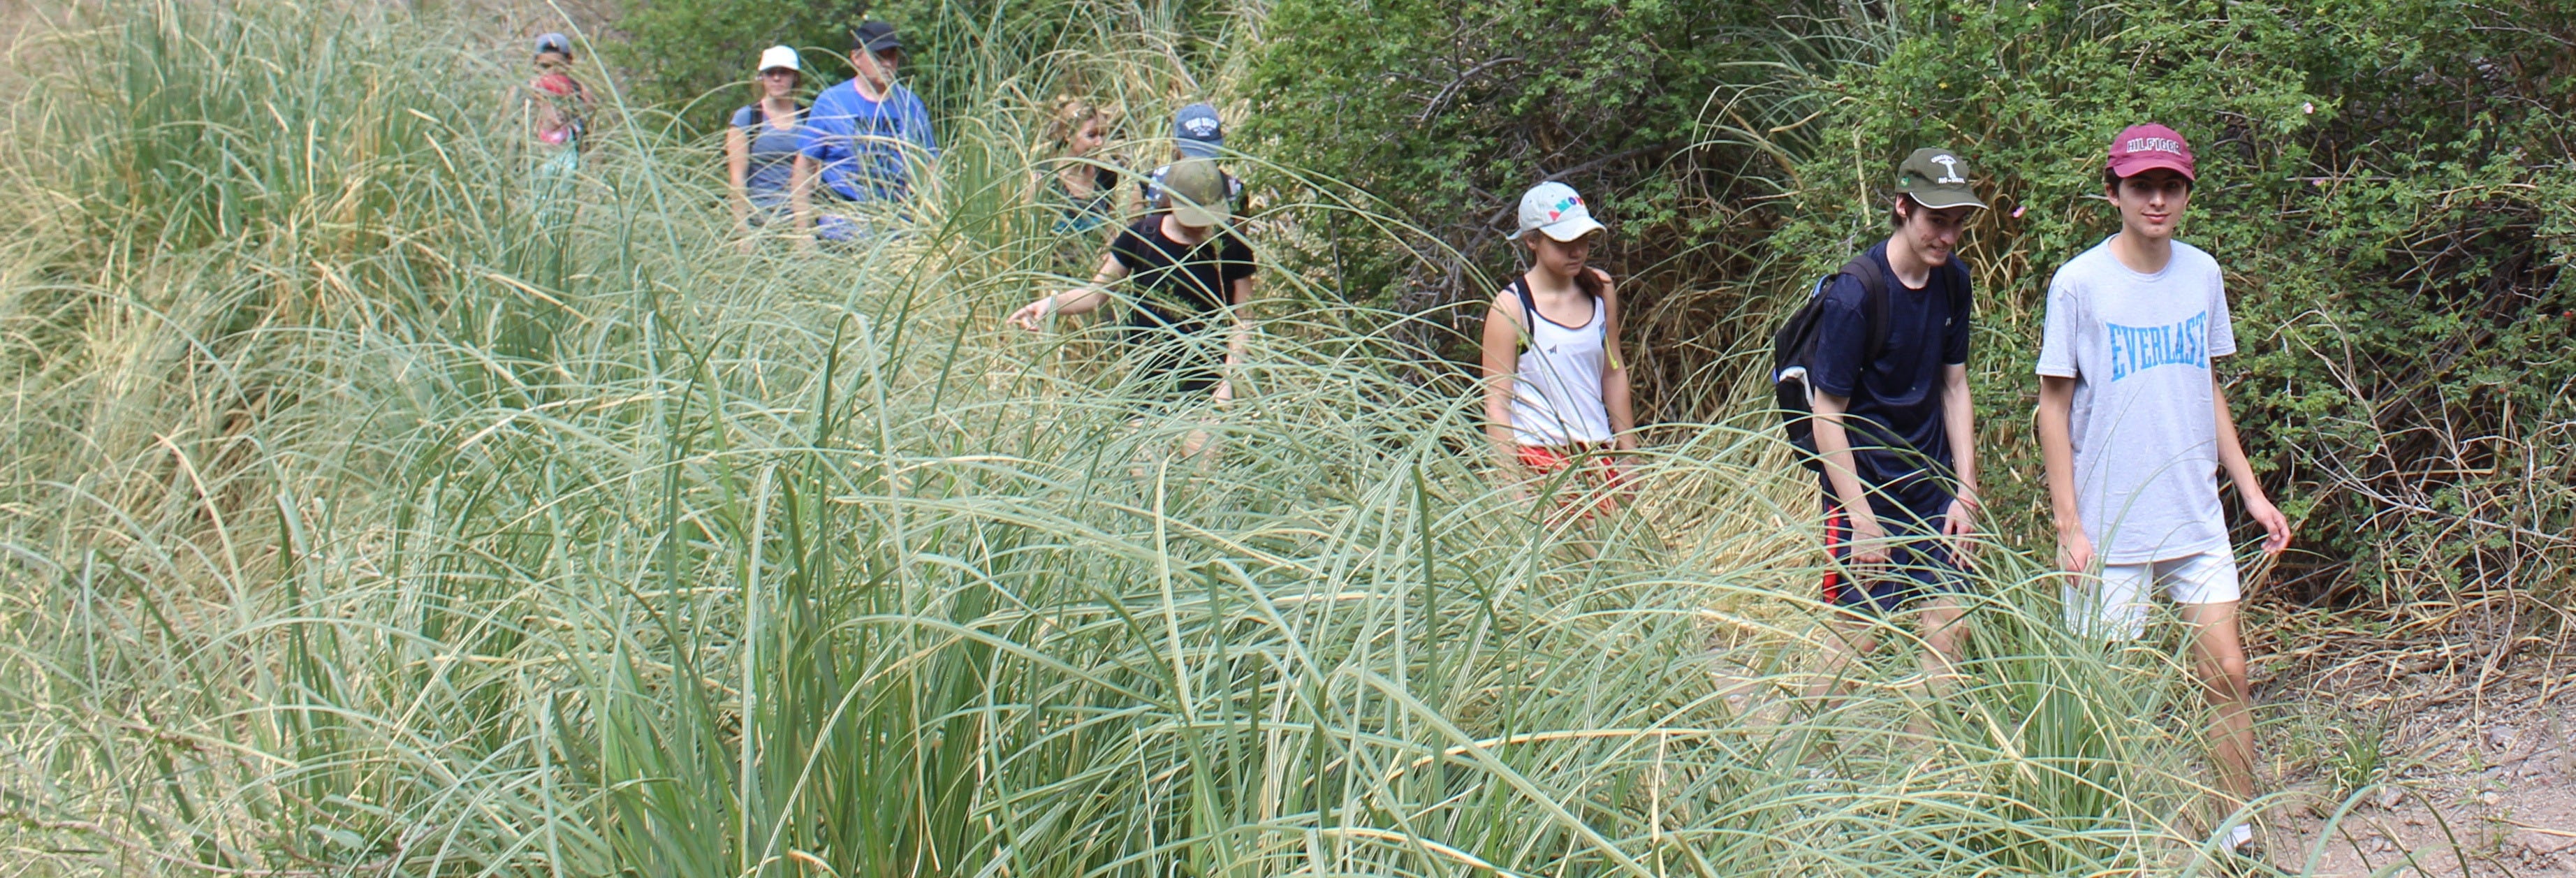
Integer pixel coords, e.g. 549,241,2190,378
1243,0,1801,306
608,0,868,124
615,0,1246,136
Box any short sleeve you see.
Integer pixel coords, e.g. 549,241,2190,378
2207,270,2237,359
1942,264,1973,366
730,105,755,129
1109,227,1148,272
1219,235,1256,282
2035,277,2081,378
1805,276,1873,399
796,94,837,158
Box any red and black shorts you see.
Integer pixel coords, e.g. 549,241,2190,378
1518,444,1627,520
1820,499,1966,615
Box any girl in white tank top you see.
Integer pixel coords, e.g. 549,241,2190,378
1481,182,1637,511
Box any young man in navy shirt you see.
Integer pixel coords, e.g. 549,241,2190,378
1804,147,1986,693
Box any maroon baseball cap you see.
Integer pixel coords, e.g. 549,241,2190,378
2107,123,2195,181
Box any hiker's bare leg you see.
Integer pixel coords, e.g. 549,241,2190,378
1915,597,1967,686
1801,613,1882,703
2181,599,2256,807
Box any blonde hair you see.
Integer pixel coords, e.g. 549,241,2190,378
1045,95,1106,147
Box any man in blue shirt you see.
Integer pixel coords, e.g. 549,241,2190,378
793,20,938,237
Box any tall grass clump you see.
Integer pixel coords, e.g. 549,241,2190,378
0,1,2363,875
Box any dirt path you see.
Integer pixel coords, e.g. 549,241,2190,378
2255,614,2575,877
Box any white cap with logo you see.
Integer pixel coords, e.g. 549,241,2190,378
758,45,800,73
1508,181,1605,242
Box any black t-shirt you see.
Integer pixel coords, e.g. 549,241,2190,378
1808,241,1972,511
1109,217,1256,339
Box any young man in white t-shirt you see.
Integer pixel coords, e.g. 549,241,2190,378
2035,124,2294,861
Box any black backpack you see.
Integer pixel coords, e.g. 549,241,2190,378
1771,253,1965,471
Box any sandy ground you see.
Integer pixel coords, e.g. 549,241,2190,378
2257,636,2576,877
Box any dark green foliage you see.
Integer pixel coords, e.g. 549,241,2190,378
615,0,1243,136
608,0,869,125
1245,0,1797,318
1769,0,2576,601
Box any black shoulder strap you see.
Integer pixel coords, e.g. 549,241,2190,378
1842,252,1894,361
747,101,805,128
1509,278,1537,349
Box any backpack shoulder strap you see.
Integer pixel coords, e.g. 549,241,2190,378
1841,251,1894,361
1507,278,1537,349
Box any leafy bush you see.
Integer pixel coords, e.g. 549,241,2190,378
615,0,1245,135
1243,0,1802,326
608,0,868,122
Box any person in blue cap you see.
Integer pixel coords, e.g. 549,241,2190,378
520,32,596,230
1142,103,1241,214
793,20,938,240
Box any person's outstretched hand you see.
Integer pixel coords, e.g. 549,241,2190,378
2246,496,2293,555
1006,295,1055,332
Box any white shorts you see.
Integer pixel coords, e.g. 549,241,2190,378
2064,550,2242,641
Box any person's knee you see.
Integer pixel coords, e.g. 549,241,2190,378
2200,654,2250,699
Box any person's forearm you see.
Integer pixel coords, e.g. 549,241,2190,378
1224,279,1257,367
1046,286,1111,316
726,134,751,219
1942,377,1978,497
1810,399,1876,527
1604,372,1637,451
2037,377,2084,533
1485,390,1525,474
790,159,814,234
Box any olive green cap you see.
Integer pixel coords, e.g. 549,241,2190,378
1164,158,1231,227
1896,147,1986,210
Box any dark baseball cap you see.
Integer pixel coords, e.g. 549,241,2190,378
534,32,573,57
1896,147,1986,210
853,20,901,52
1172,103,1223,158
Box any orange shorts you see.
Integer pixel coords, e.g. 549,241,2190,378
1518,444,1627,518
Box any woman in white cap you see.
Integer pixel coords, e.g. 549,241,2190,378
728,45,809,242
1481,181,1637,516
